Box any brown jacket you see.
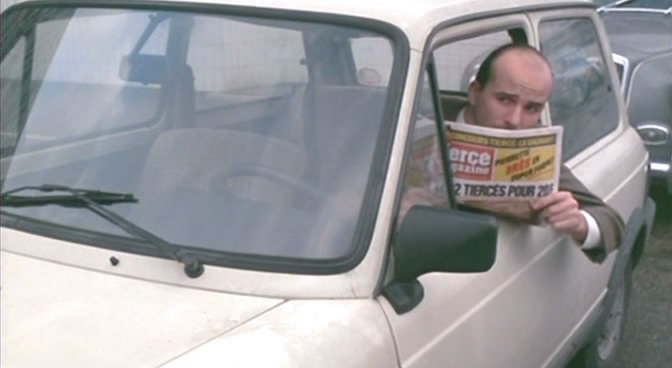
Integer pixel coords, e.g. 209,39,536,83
559,165,625,263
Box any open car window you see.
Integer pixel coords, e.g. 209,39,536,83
433,30,514,93
430,27,530,123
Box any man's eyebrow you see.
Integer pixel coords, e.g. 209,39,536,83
493,91,546,105
494,91,518,98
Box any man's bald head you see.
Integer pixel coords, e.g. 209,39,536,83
475,43,553,88
465,43,554,130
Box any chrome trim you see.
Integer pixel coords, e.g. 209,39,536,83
601,8,672,15
650,162,671,173
599,0,630,10
638,124,670,135
611,53,629,93
637,124,670,145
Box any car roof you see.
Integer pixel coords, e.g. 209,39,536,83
6,0,596,47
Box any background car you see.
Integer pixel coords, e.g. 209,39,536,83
596,0,672,9
598,1,672,195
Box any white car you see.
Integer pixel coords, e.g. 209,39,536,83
0,0,657,367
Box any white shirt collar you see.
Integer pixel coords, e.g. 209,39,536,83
455,107,466,123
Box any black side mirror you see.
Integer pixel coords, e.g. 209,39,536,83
383,205,498,314
119,54,168,84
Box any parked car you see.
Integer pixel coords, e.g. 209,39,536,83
597,2,672,196
596,0,672,10
0,1,657,367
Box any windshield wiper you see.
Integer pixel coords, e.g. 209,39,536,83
0,184,205,278
1,185,138,206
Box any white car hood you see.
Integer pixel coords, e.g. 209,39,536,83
0,251,284,368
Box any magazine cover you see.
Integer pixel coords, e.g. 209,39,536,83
446,122,563,201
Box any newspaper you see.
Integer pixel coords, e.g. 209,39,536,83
446,122,563,201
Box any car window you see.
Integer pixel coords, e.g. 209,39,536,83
0,6,400,268
397,71,451,222
430,27,530,124
0,9,168,155
434,30,514,92
187,15,308,107
539,18,620,160
0,36,24,156
351,37,393,86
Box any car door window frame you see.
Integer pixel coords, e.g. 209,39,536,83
612,53,630,94
380,15,535,288
389,14,536,230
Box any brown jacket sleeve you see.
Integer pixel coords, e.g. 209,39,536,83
559,165,625,263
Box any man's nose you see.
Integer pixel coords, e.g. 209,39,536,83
505,105,523,129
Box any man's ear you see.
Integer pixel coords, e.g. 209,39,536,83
467,80,481,105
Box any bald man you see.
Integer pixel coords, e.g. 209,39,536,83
404,43,624,262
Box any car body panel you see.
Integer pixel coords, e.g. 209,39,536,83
162,300,398,368
0,226,377,299
0,249,284,367
380,222,614,368
0,247,398,368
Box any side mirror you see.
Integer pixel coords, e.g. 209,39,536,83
395,205,498,280
119,54,168,84
383,205,498,314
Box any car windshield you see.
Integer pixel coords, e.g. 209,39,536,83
0,6,400,269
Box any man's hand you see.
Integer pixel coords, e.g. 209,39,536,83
531,191,588,243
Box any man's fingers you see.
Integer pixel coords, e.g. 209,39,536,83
531,191,565,210
549,218,578,232
534,191,577,211
540,197,579,220
548,214,588,243
546,211,578,225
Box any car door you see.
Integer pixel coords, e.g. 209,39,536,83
378,14,599,368
531,5,651,332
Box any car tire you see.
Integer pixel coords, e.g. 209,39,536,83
570,259,633,368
